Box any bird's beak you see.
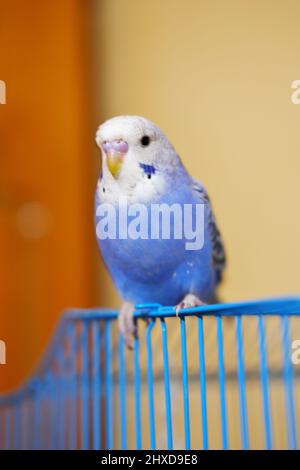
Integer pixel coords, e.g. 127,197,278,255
103,140,129,179
106,152,124,179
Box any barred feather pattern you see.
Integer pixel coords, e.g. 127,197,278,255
192,181,226,283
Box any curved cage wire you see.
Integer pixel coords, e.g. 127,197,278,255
1,298,300,450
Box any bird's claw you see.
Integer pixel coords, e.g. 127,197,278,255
119,303,153,349
118,302,136,350
175,294,206,316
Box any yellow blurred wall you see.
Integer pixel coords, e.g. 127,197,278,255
95,0,300,306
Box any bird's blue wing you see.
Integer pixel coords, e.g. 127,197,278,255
191,180,226,283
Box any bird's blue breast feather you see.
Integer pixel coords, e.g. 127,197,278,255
95,179,218,305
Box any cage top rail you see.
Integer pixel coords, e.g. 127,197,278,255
65,296,300,321
1,296,300,407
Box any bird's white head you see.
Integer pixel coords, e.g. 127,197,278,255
96,115,183,201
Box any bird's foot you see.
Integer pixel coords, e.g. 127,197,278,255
118,302,136,350
175,294,206,316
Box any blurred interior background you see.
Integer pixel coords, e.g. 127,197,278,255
1,0,300,396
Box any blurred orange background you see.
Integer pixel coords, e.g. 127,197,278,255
0,0,103,391
1,0,300,393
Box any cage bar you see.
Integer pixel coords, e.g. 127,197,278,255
257,315,273,449
235,316,249,449
104,321,113,450
146,320,156,450
160,318,173,450
197,315,208,450
216,316,228,449
118,335,127,450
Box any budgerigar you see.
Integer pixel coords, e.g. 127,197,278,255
95,116,226,347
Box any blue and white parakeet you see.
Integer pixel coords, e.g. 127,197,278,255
95,116,226,347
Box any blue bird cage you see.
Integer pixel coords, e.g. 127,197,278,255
1,298,300,450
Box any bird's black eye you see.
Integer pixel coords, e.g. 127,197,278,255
147,174,151,179
140,135,150,146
